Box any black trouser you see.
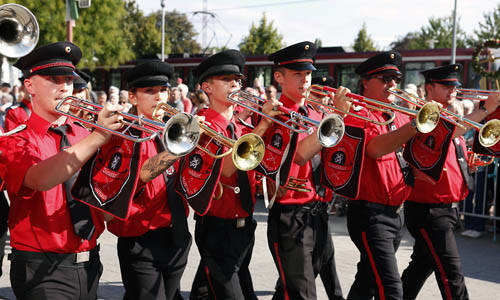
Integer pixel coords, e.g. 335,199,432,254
190,215,257,300
0,191,9,278
346,201,404,300
401,201,469,300
268,202,344,300
117,227,192,300
9,246,102,300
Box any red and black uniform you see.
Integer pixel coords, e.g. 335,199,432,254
106,133,191,300
267,94,343,300
401,135,470,300
0,112,105,299
346,109,412,300
4,98,32,131
185,108,259,300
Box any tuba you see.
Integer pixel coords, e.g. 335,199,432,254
0,3,39,58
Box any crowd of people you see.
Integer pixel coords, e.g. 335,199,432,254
0,38,498,300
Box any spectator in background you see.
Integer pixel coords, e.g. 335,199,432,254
4,82,31,131
253,77,266,99
0,82,11,95
168,86,184,112
108,85,119,97
96,91,107,106
189,90,209,115
109,93,119,105
119,90,132,112
399,83,418,110
11,85,20,102
265,84,278,102
178,83,192,113
417,83,425,99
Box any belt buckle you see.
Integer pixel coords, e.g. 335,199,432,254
75,251,90,263
236,217,246,228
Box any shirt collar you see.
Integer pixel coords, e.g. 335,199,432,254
28,112,73,136
279,93,302,111
203,107,233,130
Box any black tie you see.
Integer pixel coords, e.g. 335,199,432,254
226,123,254,214
50,125,95,240
153,135,190,248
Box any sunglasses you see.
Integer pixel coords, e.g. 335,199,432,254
372,75,402,84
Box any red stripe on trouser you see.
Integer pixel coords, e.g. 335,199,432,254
273,242,290,300
419,228,453,300
361,232,386,300
204,265,218,300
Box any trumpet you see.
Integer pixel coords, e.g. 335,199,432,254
154,103,265,171
467,151,496,167
228,90,345,148
0,3,39,58
308,84,441,134
456,88,499,101
389,88,467,130
55,96,201,156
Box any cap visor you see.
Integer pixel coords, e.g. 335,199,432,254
33,67,78,77
283,62,317,71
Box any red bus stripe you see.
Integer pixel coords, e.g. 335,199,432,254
204,265,218,300
273,242,290,300
419,228,453,300
361,232,386,300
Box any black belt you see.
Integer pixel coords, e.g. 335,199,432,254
405,201,457,209
195,214,253,229
349,200,402,214
274,201,328,216
8,244,100,265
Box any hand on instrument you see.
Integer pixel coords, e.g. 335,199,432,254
331,86,353,116
483,92,500,115
194,115,207,135
94,102,124,139
260,98,284,127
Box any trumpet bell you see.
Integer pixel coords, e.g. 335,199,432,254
0,4,38,58
232,133,265,171
479,119,500,147
317,114,345,147
162,113,201,156
416,102,440,133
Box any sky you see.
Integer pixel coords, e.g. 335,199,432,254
135,0,496,51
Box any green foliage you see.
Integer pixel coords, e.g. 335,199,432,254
314,38,323,48
391,13,468,50
473,3,500,42
153,10,201,55
0,0,135,69
239,13,284,55
352,23,377,52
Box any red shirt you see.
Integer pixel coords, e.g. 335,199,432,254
408,136,469,204
4,99,32,131
276,94,323,205
107,136,188,237
355,109,412,206
197,108,256,219
0,113,104,253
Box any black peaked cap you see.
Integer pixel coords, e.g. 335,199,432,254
420,64,462,87
268,41,317,71
193,49,245,83
124,61,174,88
312,76,335,87
74,69,91,90
355,51,402,77
14,41,81,78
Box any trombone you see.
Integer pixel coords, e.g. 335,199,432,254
228,90,345,148
154,103,265,171
0,3,39,58
55,96,201,156
457,88,499,101
391,88,500,147
308,84,441,134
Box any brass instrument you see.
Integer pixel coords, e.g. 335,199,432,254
228,90,345,148
309,84,441,134
467,151,495,167
456,88,499,101
55,97,201,156
154,103,265,171
255,175,312,194
0,3,38,58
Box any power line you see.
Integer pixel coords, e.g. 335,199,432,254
190,0,323,13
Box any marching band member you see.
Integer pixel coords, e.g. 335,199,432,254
265,41,346,300
4,80,31,131
401,64,500,300
343,51,418,300
102,61,192,300
179,50,280,299
0,42,122,300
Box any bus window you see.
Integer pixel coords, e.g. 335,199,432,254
313,64,329,79
403,62,435,88
336,64,359,93
247,66,272,89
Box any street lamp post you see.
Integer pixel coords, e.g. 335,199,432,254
451,0,458,63
161,0,165,61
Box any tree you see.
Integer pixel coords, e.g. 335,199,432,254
314,38,323,49
153,10,201,55
0,0,135,69
352,23,377,52
124,0,168,58
472,3,500,42
390,14,469,50
239,13,284,55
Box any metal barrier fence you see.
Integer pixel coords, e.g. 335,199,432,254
458,158,499,241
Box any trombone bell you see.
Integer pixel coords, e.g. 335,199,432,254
232,133,265,171
0,4,39,58
416,102,440,134
162,113,201,156
479,119,500,147
317,114,345,147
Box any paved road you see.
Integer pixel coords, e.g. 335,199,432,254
1,200,499,299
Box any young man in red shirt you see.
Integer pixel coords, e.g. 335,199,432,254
0,42,122,300
401,64,500,300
